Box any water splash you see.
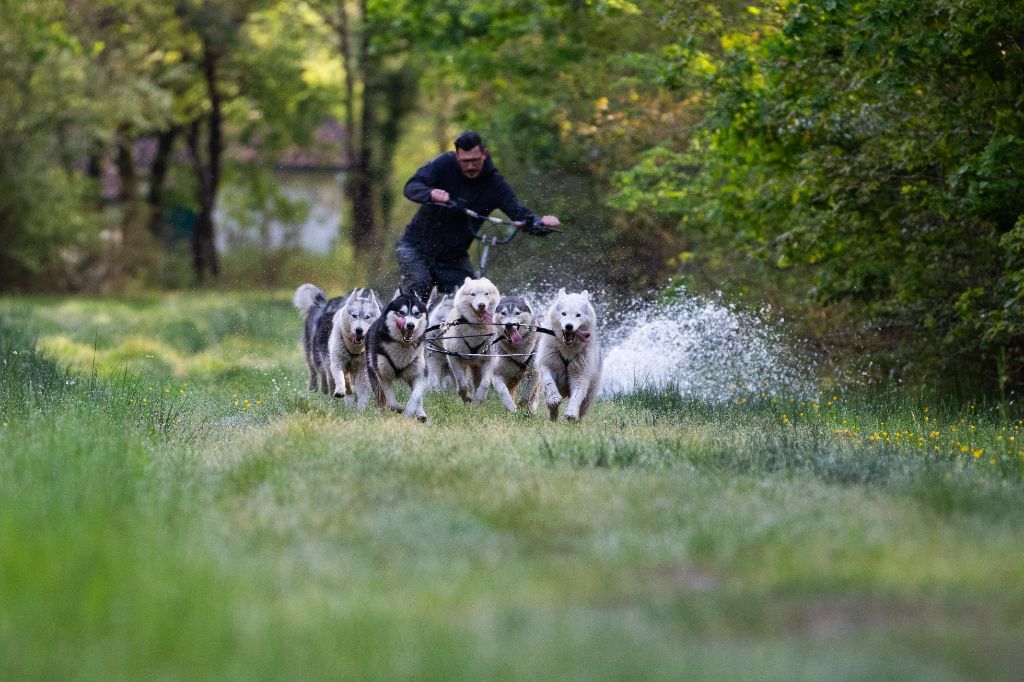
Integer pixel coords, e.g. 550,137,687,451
499,281,818,403
597,293,817,401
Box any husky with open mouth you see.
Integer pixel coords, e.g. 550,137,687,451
489,295,540,413
293,284,362,395
365,289,429,421
441,276,501,404
536,288,602,421
325,288,380,406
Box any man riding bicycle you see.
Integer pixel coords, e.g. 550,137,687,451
396,130,561,300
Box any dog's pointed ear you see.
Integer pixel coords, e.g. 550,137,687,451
392,288,402,301
463,276,473,286
369,290,381,312
581,290,589,301
557,287,567,298
426,286,439,308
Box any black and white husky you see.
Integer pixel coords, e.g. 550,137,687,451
365,289,429,421
293,284,380,401
489,296,540,413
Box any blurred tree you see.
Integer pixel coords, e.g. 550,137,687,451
168,0,324,281
304,0,421,255
613,0,1024,387
62,0,185,281
173,0,262,280
0,0,102,290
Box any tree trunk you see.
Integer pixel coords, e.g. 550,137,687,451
114,125,140,283
189,44,223,281
146,127,179,240
349,72,377,250
335,0,378,251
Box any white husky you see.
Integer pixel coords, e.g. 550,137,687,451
365,289,429,421
442,276,500,404
424,287,455,390
536,288,602,421
327,288,380,406
489,296,540,413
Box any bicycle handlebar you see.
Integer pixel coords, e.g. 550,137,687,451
433,201,562,240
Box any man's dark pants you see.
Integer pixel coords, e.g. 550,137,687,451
396,241,474,302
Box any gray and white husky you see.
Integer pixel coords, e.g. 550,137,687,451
294,283,340,394
489,296,540,413
442,276,500,404
536,288,602,421
326,288,380,405
424,287,455,390
365,289,429,421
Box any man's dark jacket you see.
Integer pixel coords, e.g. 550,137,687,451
399,152,538,262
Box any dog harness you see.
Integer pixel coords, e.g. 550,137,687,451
498,330,535,371
506,353,536,372
376,340,422,378
453,317,496,354
556,352,576,373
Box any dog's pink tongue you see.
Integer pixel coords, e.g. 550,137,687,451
576,330,591,343
510,330,523,345
479,310,493,324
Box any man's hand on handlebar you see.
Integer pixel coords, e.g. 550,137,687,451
429,189,450,204
522,215,560,236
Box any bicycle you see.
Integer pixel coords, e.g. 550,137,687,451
436,200,562,277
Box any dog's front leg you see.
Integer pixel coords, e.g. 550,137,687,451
403,374,428,422
448,357,473,403
518,374,540,414
563,362,595,421
563,377,588,421
378,376,404,413
330,357,348,399
471,360,494,405
350,367,371,408
491,373,517,412
425,352,443,390
538,364,562,421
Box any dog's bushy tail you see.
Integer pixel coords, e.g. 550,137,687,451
292,283,326,317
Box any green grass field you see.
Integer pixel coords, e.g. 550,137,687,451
2,292,1024,680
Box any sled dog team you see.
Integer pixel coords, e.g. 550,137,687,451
293,277,602,423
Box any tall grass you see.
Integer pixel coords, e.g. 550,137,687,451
2,295,1024,680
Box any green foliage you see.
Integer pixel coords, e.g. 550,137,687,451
614,0,1024,387
0,0,344,290
0,0,103,288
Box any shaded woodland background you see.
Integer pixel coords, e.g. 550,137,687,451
2,0,1023,389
